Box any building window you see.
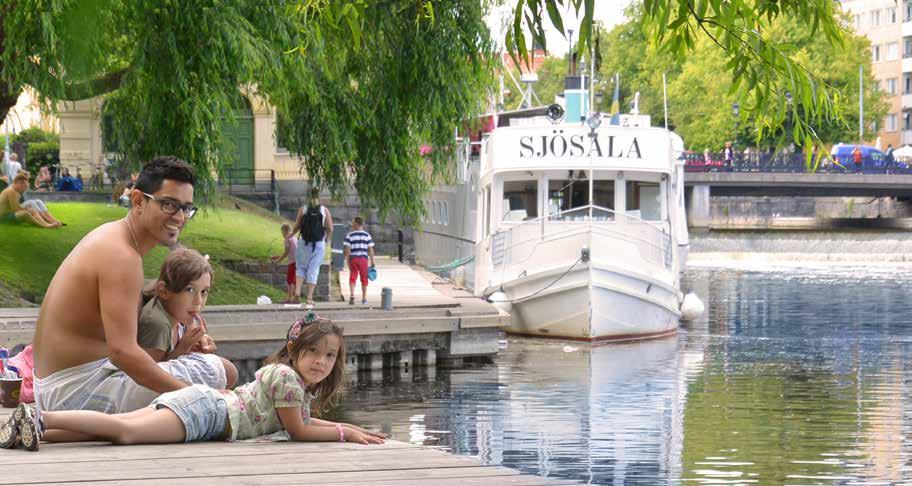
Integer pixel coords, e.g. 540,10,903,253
906,75,912,94
887,114,898,132
855,14,862,29
908,2,912,22
889,7,898,23
275,111,290,153
887,78,898,95
905,112,911,131
871,10,881,27
905,38,912,58
888,42,899,61
873,44,882,62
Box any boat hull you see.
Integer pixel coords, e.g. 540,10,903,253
502,265,681,342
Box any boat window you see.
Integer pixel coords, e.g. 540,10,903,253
484,187,491,237
548,177,614,221
502,180,538,221
592,180,615,221
626,181,661,221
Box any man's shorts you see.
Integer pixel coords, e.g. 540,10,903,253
150,384,228,442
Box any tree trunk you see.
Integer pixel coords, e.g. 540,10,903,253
0,85,20,125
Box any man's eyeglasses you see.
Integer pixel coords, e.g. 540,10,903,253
141,192,198,219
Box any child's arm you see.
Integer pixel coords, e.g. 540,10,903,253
309,417,387,440
271,242,290,263
368,246,376,268
276,407,384,444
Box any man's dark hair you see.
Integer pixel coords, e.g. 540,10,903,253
134,156,196,194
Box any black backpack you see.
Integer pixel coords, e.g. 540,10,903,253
300,205,325,243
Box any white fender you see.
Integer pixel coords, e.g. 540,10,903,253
680,292,704,321
488,291,512,314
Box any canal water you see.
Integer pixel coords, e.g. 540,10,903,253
334,264,912,484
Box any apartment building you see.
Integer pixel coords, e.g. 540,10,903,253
842,0,907,147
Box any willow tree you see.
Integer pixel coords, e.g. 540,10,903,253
1,0,496,218
2,0,856,217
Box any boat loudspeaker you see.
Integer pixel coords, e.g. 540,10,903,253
546,104,565,124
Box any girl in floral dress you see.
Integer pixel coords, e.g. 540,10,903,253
1,312,385,451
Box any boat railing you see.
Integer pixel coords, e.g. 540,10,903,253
490,205,672,271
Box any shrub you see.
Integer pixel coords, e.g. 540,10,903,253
13,127,58,145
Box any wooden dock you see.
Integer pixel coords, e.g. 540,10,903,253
0,258,509,380
0,259,565,484
0,408,573,485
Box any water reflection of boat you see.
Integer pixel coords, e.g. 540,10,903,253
338,334,706,484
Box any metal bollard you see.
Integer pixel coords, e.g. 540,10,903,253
381,287,393,310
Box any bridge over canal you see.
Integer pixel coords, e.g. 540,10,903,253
683,172,912,228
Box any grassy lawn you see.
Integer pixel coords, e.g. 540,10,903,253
0,201,290,306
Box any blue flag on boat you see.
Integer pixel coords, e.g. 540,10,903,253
609,73,620,125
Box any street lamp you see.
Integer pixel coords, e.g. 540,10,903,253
567,29,575,74
732,102,740,139
784,90,793,150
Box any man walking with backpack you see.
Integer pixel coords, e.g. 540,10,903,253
290,187,333,306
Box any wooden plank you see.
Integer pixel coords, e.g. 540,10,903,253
34,466,541,486
0,440,418,465
459,314,510,329
6,446,492,483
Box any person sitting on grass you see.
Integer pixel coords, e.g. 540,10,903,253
34,165,53,192
138,248,238,390
0,171,62,228
271,223,298,304
343,216,376,305
0,313,386,451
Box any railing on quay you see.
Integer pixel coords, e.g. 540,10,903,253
684,151,912,175
217,169,279,214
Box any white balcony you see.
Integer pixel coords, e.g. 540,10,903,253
903,130,912,145
904,20,912,37
903,57,912,73
904,94,912,108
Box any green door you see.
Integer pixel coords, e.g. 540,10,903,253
222,94,255,185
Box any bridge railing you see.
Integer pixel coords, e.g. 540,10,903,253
683,151,912,174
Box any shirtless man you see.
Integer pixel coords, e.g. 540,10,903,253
32,156,227,414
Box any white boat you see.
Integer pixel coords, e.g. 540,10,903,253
415,90,691,342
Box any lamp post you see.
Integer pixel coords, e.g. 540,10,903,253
784,90,793,170
784,90,793,147
567,29,575,74
731,102,740,171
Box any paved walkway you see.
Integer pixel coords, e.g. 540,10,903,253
339,256,463,307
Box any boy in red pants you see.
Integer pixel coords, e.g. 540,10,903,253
343,216,375,305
